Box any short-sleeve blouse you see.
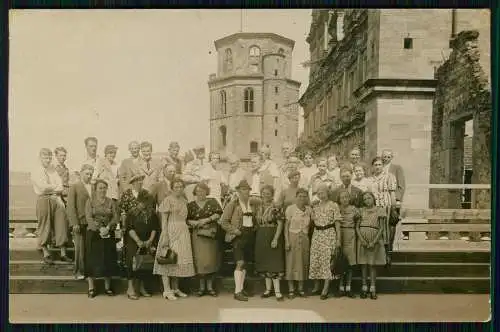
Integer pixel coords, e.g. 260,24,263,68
285,205,312,234
159,195,188,221
339,205,361,228
312,201,341,226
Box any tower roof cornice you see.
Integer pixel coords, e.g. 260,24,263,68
214,32,295,50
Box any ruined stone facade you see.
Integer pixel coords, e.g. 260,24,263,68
429,30,491,214
208,33,301,162
299,9,490,209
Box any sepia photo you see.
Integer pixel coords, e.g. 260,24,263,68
8,8,491,323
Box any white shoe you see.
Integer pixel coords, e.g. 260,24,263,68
174,289,188,298
424,235,428,240
439,236,449,240
460,236,470,241
26,233,36,238
163,291,177,300
402,235,409,240
480,236,491,242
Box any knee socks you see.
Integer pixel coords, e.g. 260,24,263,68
272,278,281,294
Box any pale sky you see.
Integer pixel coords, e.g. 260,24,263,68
9,9,311,172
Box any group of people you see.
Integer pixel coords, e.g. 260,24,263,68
31,137,406,301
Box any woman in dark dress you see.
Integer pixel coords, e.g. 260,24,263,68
186,182,223,297
254,185,285,301
84,179,119,298
119,174,159,300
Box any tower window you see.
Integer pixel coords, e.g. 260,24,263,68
275,103,278,110
404,37,413,49
220,90,227,115
275,116,278,123
275,86,279,94
250,141,258,153
274,129,278,137
224,48,233,72
219,125,227,148
244,88,254,113
274,69,278,76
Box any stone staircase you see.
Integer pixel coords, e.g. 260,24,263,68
9,238,490,295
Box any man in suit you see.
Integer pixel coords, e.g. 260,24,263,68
118,141,140,196
328,167,363,207
135,141,163,193
382,149,406,243
67,164,94,279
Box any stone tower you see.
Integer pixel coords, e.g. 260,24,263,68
208,33,301,161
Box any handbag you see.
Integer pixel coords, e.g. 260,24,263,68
330,246,348,277
388,207,401,227
132,247,155,272
156,247,178,265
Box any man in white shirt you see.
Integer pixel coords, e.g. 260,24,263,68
223,154,247,206
258,146,281,201
299,152,318,190
136,141,163,193
31,148,71,265
77,137,99,184
182,145,206,185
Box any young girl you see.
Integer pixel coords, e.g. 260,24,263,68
284,188,312,299
356,192,387,300
336,189,360,298
309,184,342,300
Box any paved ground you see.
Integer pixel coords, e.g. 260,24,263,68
9,294,490,323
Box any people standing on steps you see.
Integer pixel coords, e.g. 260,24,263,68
54,147,70,206
80,137,99,184
95,145,120,201
356,191,387,300
298,151,317,192
309,158,334,204
31,148,72,265
351,163,372,193
223,154,247,207
276,170,301,211
219,180,259,302
329,167,363,208
135,141,163,193
163,141,183,175
347,147,362,171
67,164,94,280
153,178,195,301
254,185,285,302
84,179,119,298
367,157,397,266
284,188,312,299
326,154,342,189
199,151,227,206
118,141,141,196
186,182,223,297
258,146,281,201
149,164,177,207
119,173,159,300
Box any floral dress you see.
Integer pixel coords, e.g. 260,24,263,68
368,172,396,244
187,198,223,275
254,203,285,278
309,201,342,280
153,195,195,277
119,189,159,278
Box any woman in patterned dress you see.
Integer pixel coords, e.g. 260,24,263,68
153,179,195,300
186,182,223,297
254,185,285,301
336,189,361,298
84,179,119,298
119,174,159,300
351,163,371,192
284,188,312,299
356,191,386,300
309,183,342,300
367,157,396,264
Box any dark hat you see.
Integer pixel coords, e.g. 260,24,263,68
235,179,251,190
129,173,146,184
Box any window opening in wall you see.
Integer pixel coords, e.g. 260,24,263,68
274,129,278,137
250,141,259,153
404,37,413,49
275,86,279,94
244,88,254,113
219,126,227,147
275,116,278,123
275,103,278,110
278,48,284,55
224,48,233,72
220,90,227,115
274,69,278,76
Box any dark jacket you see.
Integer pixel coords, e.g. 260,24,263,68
66,182,91,226
329,184,363,208
388,163,406,202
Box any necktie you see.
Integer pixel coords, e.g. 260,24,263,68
147,161,151,171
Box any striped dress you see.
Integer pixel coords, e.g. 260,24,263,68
368,172,396,244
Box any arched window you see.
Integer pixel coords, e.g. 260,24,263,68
220,90,227,115
250,141,258,153
249,46,261,58
219,125,227,147
244,88,254,113
224,48,233,72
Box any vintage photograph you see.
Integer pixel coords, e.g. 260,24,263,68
8,9,491,323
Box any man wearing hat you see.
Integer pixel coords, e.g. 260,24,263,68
219,179,260,301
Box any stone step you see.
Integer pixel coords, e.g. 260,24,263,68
9,275,490,294
9,260,490,278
